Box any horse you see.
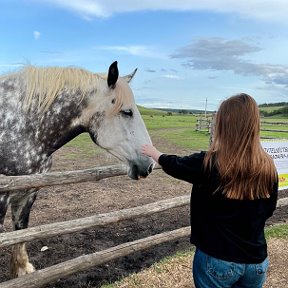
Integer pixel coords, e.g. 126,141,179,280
0,61,154,278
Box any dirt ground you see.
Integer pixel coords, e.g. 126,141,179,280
0,140,288,287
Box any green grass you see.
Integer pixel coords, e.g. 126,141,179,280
65,133,92,149
260,117,288,139
260,106,286,113
138,106,167,116
261,117,288,123
141,114,209,151
151,128,210,151
142,114,196,130
260,130,288,139
265,223,288,239
61,133,104,160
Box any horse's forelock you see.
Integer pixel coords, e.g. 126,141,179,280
109,78,135,116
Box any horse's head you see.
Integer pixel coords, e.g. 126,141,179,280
77,61,154,179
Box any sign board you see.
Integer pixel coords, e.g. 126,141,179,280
261,141,288,190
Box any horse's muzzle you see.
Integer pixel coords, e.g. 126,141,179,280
128,158,154,180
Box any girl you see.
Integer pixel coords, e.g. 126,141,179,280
141,93,278,288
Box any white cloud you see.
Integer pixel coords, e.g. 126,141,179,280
101,45,148,56
97,45,165,59
39,0,288,23
0,63,24,69
40,0,109,18
33,31,41,40
162,74,181,80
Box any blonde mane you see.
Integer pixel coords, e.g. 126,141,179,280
21,66,101,113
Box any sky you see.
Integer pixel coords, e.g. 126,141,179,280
1,1,288,110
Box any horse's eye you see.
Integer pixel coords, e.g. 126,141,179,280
120,109,133,118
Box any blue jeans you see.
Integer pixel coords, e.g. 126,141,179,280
193,248,269,288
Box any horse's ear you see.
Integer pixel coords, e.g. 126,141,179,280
123,68,137,83
107,61,119,89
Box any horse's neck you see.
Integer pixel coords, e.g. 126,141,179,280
0,75,89,156
32,91,87,155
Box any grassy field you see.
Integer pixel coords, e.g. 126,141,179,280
260,118,288,139
259,106,285,113
143,114,210,151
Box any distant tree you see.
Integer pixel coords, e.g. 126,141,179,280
277,106,288,115
179,109,189,115
259,102,288,107
260,106,288,117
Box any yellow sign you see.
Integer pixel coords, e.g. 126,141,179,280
278,173,288,190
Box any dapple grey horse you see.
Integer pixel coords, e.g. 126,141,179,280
0,61,153,277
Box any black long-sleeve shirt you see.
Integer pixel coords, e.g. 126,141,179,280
159,152,278,264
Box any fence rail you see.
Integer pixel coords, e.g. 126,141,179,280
195,117,213,133
0,195,190,248
195,117,288,140
0,164,128,193
261,121,288,125
261,128,288,133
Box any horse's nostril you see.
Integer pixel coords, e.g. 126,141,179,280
148,164,153,174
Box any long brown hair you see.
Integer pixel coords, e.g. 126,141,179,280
204,93,277,200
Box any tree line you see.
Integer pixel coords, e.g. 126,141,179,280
260,106,288,117
259,102,288,107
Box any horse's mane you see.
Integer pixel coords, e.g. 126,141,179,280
21,66,102,113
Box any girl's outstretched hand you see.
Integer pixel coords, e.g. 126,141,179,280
141,144,163,163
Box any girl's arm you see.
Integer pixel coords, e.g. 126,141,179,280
141,144,205,184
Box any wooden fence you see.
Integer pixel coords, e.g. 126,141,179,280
260,120,288,139
195,115,215,145
195,115,214,133
196,117,288,141
0,164,288,288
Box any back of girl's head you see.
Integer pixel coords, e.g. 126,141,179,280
215,94,260,149
205,93,277,200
